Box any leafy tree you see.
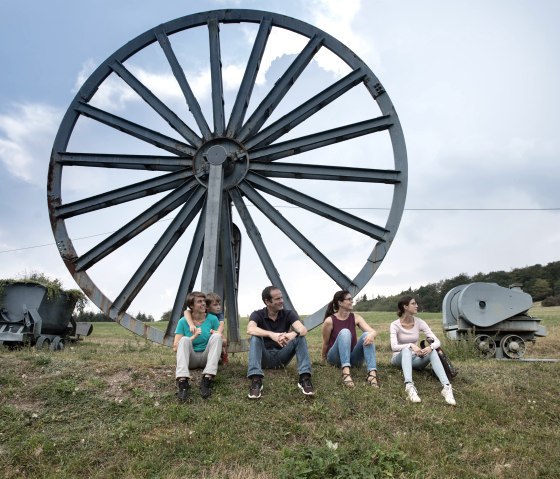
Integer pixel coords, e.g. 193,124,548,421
73,310,111,322
553,279,560,296
416,283,440,312
136,312,155,322
528,278,551,301
542,295,560,307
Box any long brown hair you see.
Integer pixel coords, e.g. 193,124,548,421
324,290,351,319
397,295,414,317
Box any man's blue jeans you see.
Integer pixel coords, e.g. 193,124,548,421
247,335,312,377
326,329,377,371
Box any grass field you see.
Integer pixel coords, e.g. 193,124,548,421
1,307,559,478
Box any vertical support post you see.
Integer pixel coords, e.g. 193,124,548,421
201,163,224,292
220,199,241,345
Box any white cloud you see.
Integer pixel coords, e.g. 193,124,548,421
0,103,62,185
255,28,307,86
222,63,245,91
306,0,377,75
73,59,97,93
75,59,214,112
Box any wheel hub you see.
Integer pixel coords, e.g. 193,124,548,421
193,139,249,189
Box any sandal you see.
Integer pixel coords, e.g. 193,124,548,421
366,369,379,388
341,371,355,388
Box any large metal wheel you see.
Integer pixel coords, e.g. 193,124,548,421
49,336,65,351
501,334,526,359
35,336,50,351
47,10,407,348
474,334,497,359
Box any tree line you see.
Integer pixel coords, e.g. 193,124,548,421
73,310,155,323
68,261,560,320
354,261,560,313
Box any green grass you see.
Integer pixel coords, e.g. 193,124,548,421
1,307,558,478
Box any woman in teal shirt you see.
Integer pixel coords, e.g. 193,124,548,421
173,292,223,400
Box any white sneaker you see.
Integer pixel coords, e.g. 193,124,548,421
441,384,456,406
405,383,421,403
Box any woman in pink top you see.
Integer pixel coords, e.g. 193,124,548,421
322,290,379,388
390,296,456,405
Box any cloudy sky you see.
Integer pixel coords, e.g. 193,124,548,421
1,0,559,322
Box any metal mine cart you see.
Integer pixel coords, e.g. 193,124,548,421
0,282,92,350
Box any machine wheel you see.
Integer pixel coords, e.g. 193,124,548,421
47,9,407,345
474,334,497,358
501,334,526,359
49,336,65,351
35,336,50,351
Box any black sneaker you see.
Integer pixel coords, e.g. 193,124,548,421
200,375,214,399
248,376,263,399
176,378,189,402
298,375,315,396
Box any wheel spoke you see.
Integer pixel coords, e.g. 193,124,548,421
230,188,295,311
238,181,354,290
226,17,272,137
48,10,408,347
249,161,401,183
237,34,324,142
165,207,206,340
246,172,388,241
249,115,393,161
245,68,367,149
208,18,225,136
109,60,202,147
55,170,192,219
56,152,189,171
75,102,196,156
75,178,200,271
110,187,206,316
156,31,212,139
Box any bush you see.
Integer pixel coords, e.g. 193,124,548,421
542,295,560,307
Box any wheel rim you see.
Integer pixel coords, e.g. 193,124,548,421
474,334,497,358
47,9,407,347
49,336,64,351
36,336,50,351
501,334,526,359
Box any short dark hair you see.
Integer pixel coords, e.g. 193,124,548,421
205,292,221,307
186,291,206,309
262,286,280,304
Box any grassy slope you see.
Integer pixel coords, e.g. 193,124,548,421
1,307,559,478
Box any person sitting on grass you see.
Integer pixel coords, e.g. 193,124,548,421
390,296,456,405
321,290,379,388
174,291,223,401
186,292,228,365
246,286,314,399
